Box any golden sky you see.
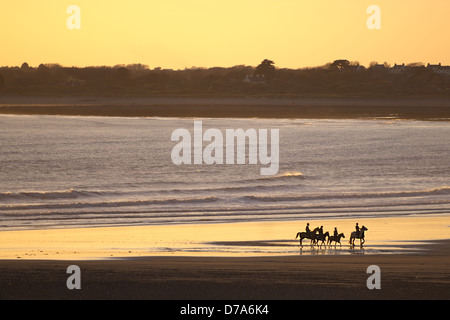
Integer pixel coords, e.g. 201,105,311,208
1,0,449,69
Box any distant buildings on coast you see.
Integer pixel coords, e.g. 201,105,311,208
242,61,450,83
425,63,450,75
370,62,450,75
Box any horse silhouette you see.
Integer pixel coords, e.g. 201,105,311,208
295,227,319,247
312,231,329,248
349,226,368,247
327,233,345,248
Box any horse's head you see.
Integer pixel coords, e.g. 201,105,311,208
362,226,368,231
340,233,345,238
324,231,330,237
312,227,320,233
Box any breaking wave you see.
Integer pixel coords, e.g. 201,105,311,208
255,171,304,182
0,189,110,201
245,186,450,202
0,196,219,211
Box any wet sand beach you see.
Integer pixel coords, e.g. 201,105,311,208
0,216,449,300
0,242,449,300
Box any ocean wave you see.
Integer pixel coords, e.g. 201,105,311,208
166,184,290,194
254,171,304,182
0,183,293,202
2,204,449,231
244,186,450,202
0,196,219,211
276,171,304,178
0,189,110,201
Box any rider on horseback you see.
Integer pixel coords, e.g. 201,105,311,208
318,226,324,236
349,224,368,246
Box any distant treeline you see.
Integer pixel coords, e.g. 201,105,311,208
1,60,449,98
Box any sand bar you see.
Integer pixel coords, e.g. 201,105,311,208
1,96,450,119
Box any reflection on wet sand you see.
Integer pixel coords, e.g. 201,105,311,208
0,215,447,260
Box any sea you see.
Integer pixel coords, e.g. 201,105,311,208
1,114,450,231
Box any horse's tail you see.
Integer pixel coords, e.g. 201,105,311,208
295,232,299,239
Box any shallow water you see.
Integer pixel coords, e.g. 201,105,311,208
1,215,448,259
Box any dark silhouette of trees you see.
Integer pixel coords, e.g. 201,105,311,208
330,59,350,71
0,59,449,97
35,64,52,84
407,62,425,68
116,67,130,83
255,59,276,79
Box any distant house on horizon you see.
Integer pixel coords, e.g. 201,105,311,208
371,64,387,71
427,63,450,75
243,74,266,83
389,63,409,74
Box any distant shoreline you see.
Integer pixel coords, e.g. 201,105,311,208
1,96,450,119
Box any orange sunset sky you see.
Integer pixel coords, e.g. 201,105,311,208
0,0,449,69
